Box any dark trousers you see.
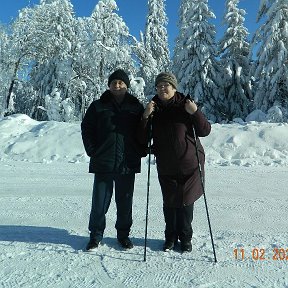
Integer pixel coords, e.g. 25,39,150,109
88,173,135,242
163,203,194,243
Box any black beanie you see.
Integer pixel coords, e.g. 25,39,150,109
108,69,130,88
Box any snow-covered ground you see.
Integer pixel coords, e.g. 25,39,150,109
1,114,288,287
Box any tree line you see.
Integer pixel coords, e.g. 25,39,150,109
0,0,287,123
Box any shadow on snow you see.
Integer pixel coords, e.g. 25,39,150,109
0,225,86,250
0,225,165,253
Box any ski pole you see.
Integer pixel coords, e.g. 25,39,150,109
144,118,153,262
192,126,217,263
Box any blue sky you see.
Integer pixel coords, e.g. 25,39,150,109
0,0,261,52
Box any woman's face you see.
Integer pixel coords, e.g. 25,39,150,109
156,82,176,102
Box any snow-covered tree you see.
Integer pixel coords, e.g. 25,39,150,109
0,19,33,117
252,0,288,119
131,32,158,98
83,0,135,100
218,0,252,121
1,0,141,121
29,0,76,120
0,25,13,116
9,0,77,120
173,0,221,122
129,75,146,104
45,88,62,121
141,0,171,95
173,0,190,80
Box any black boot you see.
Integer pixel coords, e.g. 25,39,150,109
163,240,174,252
86,238,100,251
118,237,133,249
181,241,192,252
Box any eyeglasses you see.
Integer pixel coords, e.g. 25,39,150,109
156,83,171,89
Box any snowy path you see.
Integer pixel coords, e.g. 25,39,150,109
1,161,288,287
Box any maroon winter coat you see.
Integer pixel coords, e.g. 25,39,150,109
142,92,211,208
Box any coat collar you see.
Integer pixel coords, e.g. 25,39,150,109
100,90,139,105
152,91,187,109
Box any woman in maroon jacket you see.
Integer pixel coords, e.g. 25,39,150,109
142,72,211,252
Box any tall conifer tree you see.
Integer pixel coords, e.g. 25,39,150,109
142,0,171,95
218,0,252,121
173,0,221,122
87,0,134,95
252,0,288,119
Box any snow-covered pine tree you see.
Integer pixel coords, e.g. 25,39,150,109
142,0,171,95
173,0,221,122
252,0,288,121
173,0,190,82
218,0,252,121
85,0,135,100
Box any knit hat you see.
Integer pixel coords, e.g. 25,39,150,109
155,72,178,89
108,69,130,88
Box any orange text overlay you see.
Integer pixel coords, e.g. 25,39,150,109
233,248,288,261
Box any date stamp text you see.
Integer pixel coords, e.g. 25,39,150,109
234,248,288,261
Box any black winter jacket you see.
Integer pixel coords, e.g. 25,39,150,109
81,90,144,174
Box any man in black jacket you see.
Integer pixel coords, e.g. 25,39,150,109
81,69,144,251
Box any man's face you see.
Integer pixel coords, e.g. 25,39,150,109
109,79,127,97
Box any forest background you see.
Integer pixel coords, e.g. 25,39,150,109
0,0,287,123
